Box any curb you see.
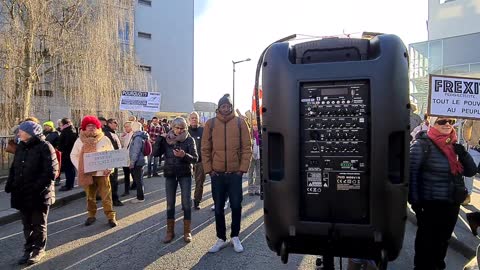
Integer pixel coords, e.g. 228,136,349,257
0,170,158,226
0,175,8,185
406,209,476,259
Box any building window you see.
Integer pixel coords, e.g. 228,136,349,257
138,0,152,7
118,21,130,43
139,65,152,72
138,32,152,39
34,90,53,97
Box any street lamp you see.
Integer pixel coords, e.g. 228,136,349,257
232,58,251,109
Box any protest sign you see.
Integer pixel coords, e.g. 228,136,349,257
428,74,480,120
119,91,161,112
84,149,129,173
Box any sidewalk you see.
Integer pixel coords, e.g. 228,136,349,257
0,170,146,226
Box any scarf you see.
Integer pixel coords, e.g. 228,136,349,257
165,129,188,145
61,123,72,131
78,129,105,187
427,127,463,175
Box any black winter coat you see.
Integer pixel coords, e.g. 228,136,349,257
58,125,77,162
188,126,203,162
5,136,59,210
154,134,198,178
44,131,60,148
103,126,119,150
409,131,477,204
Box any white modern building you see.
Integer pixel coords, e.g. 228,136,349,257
409,0,480,113
134,0,194,115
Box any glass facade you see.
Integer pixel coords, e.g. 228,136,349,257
409,32,480,113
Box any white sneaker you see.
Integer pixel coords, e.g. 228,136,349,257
231,237,244,253
131,198,145,204
208,238,227,253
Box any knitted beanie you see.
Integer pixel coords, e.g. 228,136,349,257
43,121,55,130
81,115,102,130
19,121,43,137
218,94,232,108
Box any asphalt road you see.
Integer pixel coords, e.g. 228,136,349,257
0,176,469,270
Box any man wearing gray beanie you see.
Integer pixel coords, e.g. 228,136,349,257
202,94,252,253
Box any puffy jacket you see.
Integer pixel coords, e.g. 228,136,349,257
409,131,477,204
201,112,252,174
188,126,203,162
70,135,114,176
5,136,59,210
129,131,149,167
155,133,198,177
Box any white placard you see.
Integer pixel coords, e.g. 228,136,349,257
84,149,129,173
428,75,480,119
120,91,161,112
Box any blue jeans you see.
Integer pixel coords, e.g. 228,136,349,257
147,155,159,176
132,166,145,200
165,176,192,220
211,173,243,241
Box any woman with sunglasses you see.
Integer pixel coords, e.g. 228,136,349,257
409,116,477,270
153,117,198,244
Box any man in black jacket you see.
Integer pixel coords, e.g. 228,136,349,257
189,112,205,209
58,118,78,191
103,118,123,206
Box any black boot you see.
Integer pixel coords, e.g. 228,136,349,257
466,212,480,236
27,249,45,265
18,251,31,265
113,200,124,207
193,201,200,210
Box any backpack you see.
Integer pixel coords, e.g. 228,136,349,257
143,139,153,156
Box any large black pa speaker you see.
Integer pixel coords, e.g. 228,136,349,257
261,34,410,266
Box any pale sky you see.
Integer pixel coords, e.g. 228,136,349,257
194,0,429,113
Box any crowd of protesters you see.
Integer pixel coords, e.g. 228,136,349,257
4,93,258,265
7,96,480,269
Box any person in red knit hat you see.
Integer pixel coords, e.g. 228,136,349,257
70,116,118,227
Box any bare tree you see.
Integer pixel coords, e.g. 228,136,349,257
0,0,150,132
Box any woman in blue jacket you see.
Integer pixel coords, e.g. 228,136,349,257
410,117,477,270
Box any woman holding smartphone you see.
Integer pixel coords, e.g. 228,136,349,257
153,117,198,244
